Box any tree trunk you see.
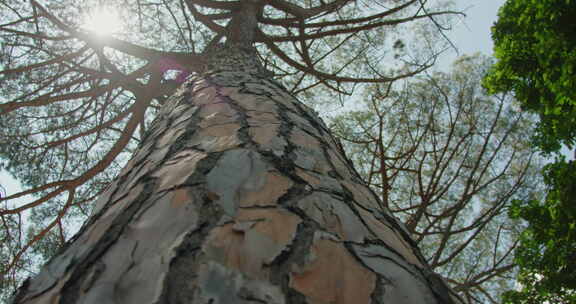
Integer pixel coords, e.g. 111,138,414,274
11,45,461,304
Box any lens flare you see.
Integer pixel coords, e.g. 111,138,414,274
82,7,122,36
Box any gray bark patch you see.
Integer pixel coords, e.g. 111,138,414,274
206,149,267,216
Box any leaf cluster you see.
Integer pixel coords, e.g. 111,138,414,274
485,1,576,302
483,0,576,153
503,160,576,304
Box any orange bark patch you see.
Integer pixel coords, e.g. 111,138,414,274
152,150,207,191
193,86,219,105
232,92,280,113
205,135,242,151
157,127,186,148
250,124,280,146
201,123,240,137
247,112,278,125
290,234,375,304
296,193,368,243
219,87,240,97
198,103,238,128
291,129,319,148
295,169,322,187
203,209,301,280
239,172,293,207
170,188,193,208
171,106,198,127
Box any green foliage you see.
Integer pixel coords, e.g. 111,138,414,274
484,0,576,153
504,160,576,304
486,1,576,302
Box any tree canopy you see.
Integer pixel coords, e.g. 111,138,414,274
484,0,576,153
331,54,543,303
503,159,576,304
0,0,459,300
485,0,576,302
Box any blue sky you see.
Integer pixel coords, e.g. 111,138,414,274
446,0,505,60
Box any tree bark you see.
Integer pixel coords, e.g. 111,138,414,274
11,45,461,304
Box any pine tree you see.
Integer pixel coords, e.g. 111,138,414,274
1,0,462,303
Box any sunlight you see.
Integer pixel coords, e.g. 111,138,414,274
82,7,122,36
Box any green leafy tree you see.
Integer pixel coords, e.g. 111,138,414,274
483,0,576,153
1,0,462,303
485,1,576,302
503,159,576,304
331,54,544,303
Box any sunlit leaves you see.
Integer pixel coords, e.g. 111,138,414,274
484,0,576,153
484,1,576,302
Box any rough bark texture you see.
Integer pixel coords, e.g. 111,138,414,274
12,46,461,304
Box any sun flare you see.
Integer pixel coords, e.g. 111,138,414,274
82,7,122,36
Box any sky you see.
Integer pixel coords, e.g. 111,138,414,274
446,0,505,59
0,0,507,209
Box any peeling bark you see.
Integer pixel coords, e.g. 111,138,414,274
11,45,461,304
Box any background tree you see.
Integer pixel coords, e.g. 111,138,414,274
484,1,576,302
0,0,461,302
504,160,576,304
483,0,576,153
331,55,543,304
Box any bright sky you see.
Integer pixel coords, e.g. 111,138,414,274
81,6,123,36
446,0,505,59
0,0,506,206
